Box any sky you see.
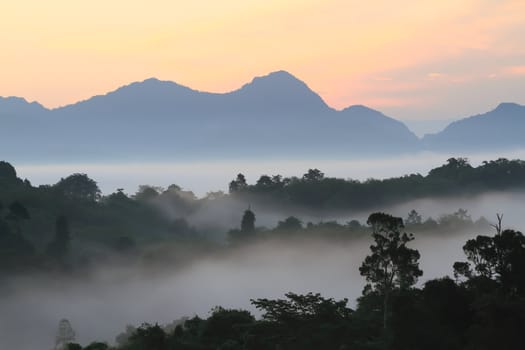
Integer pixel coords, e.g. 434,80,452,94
1,0,524,120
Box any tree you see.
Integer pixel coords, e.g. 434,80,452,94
251,292,353,349
276,216,303,231
55,319,76,350
229,174,247,193
0,161,18,183
134,185,162,201
241,208,255,234
55,173,101,201
454,228,525,295
203,307,255,343
128,323,166,350
405,210,422,226
252,292,351,323
428,157,472,179
83,342,109,350
255,175,273,189
359,212,422,330
302,168,324,182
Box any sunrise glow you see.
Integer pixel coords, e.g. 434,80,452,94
1,0,524,119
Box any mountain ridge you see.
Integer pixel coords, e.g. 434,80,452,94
422,102,525,150
1,71,524,161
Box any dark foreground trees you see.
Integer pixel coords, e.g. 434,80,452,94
359,213,422,331
66,214,525,350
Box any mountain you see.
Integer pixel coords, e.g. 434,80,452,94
423,103,525,151
0,71,420,161
0,96,47,116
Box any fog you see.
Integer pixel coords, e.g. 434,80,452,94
2,189,524,349
0,233,473,350
4,152,525,349
14,149,525,196
167,190,525,237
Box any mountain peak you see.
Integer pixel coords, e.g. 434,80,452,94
341,104,379,113
116,77,193,93
241,70,307,89
0,96,47,114
260,70,301,81
232,70,329,113
0,96,42,106
494,102,521,112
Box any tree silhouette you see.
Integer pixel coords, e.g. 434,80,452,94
276,216,303,231
359,212,422,330
229,173,248,193
406,209,422,226
454,228,525,295
55,173,101,201
241,208,255,234
0,161,18,183
302,168,324,182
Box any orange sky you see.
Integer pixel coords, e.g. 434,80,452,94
1,0,524,119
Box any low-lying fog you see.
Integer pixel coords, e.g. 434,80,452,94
2,190,524,350
4,151,525,350
177,191,525,236
0,232,473,350
14,149,525,196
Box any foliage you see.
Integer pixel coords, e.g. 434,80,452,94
56,173,101,202
229,158,525,210
360,213,422,332
52,219,525,350
240,208,255,234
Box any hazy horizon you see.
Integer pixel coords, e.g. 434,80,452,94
11,149,525,197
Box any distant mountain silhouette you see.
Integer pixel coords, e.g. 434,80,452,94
0,96,47,116
0,71,421,161
422,103,525,151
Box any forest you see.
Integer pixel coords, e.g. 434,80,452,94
2,158,525,349
60,212,525,350
1,158,518,275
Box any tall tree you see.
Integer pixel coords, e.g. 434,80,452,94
229,173,248,193
454,228,525,295
241,208,255,234
359,212,422,330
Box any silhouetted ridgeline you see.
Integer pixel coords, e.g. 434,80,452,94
1,72,524,161
422,102,525,151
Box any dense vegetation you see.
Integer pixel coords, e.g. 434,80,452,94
229,157,525,210
2,158,522,275
63,213,525,350
2,158,525,349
